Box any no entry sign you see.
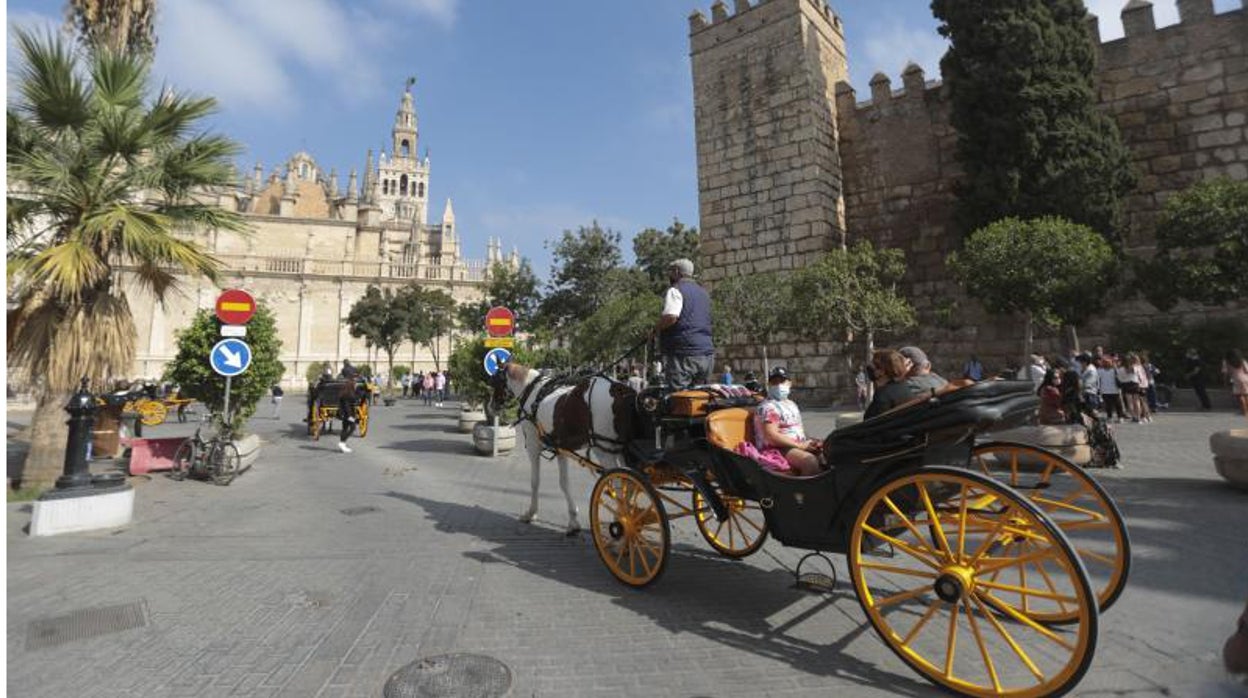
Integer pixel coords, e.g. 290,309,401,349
215,289,256,325
485,306,515,338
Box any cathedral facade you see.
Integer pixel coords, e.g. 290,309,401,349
124,85,514,387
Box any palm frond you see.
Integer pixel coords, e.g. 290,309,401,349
141,88,217,143
9,292,136,393
89,47,148,111
24,239,109,301
14,29,90,133
156,204,251,235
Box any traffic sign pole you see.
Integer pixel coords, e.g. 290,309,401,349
224,376,232,424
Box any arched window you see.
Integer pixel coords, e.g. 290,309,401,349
400,139,411,157
400,174,408,196
383,180,390,195
418,182,425,198
299,163,308,178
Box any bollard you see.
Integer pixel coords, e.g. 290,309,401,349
54,377,96,492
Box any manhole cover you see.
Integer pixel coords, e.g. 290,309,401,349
26,600,147,651
340,505,380,516
384,653,512,698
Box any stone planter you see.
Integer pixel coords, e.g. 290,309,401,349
1210,429,1248,491
982,425,1093,467
473,422,516,455
458,407,486,434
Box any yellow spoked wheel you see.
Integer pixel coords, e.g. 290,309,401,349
310,403,322,441
849,466,1097,698
692,488,768,558
971,441,1130,619
357,401,370,437
590,468,670,588
136,400,168,426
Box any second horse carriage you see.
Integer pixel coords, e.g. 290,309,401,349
306,379,370,440
491,364,1130,697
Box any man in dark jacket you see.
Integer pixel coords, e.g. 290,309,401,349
653,258,714,390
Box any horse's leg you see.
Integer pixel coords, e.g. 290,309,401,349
557,454,581,535
519,425,541,524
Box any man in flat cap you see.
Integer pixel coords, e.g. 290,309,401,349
900,345,947,393
653,258,714,389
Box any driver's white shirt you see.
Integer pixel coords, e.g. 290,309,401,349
662,286,683,318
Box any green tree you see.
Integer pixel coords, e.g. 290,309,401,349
570,293,661,367
6,32,247,487
1137,177,1248,310
398,285,457,372
456,259,543,333
540,221,624,333
163,305,285,430
932,0,1135,242
344,285,408,395
633,218,699,293
447,337,538,413
712,271,797,377
949,216,1118,362
792,241,917,368
66,0,158,56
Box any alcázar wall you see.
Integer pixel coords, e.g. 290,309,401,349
690,0,1247,397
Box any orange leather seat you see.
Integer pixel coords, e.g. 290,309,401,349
706,407,753,451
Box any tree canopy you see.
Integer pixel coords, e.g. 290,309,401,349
398,285,457,371
164,305,285,430
711,271,797,374
932,0,1135,243
949,216,1118,358
345,285,408,391
633,219,699,293
456,259,543,333
540,221,625,332
1138,177,1248,310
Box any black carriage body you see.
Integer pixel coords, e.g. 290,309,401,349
666,381,1038,555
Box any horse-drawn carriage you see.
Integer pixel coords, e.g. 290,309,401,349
493,365,1130,697
306,379,370,440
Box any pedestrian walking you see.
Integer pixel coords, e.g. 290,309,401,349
1223,349,1248,417
422,371,435,406
1099,357,1126,423
336,380,361,453
401,373,411,398
270,383,284,419
434,371,447,407
1185,348,1212,410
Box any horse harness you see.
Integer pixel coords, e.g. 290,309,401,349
512,369,631,458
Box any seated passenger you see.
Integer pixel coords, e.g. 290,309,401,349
752,367,823,476
864,349,916,419
1037,368,1067,425
900,345,948,393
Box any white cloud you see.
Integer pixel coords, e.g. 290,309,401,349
1083,0,1179,40
858,23,947,89
381,0,459,28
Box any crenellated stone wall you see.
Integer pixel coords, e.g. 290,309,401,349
690,0,1247,398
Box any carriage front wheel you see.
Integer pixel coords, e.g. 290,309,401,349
590,468,670,588
970,441,1131,619
849,466,1097,698
692,488,768,558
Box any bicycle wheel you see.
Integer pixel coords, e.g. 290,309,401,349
209,442,241,486
170,439,197,481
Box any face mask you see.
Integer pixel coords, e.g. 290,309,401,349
768,383,791,400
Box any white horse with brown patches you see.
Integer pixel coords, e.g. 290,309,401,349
492,362,641,535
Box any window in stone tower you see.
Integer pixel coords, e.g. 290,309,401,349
300,163,308,178
418,182,425,198
382,180,389,195
400,174,408,196
400,139,411,157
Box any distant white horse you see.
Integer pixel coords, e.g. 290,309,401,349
493,362,641,534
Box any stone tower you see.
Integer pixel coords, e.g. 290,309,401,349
375,84,431,225
688,0,850,285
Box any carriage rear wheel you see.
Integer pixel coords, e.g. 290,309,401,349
357,401,370,437
310,402,323,441
137,399,168,426
849,466,1097,698
590,468,670,588
971,441,1130,619
692,488,768,558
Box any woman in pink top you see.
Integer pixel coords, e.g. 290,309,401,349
422,372,435,406
752,367,823,476
1223,349,1248,417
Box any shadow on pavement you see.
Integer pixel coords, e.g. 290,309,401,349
1098,475,1248,604
377,439,474,456
381,490,939,696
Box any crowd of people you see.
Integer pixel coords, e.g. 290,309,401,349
398,370,451,407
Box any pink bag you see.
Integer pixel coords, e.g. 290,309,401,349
735,441,792,473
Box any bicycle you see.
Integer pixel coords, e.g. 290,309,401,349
170,413,241,486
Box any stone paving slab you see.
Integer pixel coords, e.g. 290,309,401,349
8,399,1248,697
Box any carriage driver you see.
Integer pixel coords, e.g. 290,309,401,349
652,258,715,390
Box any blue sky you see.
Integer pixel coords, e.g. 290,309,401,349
7,0,1235,279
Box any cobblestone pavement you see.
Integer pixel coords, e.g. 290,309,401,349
7,399,1247,697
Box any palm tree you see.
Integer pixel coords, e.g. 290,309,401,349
7,30,248,487
65,0,158,56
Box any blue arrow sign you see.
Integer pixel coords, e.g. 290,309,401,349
483,348,512,376
210,338,253,377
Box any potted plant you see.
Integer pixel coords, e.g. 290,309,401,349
449,337,527,451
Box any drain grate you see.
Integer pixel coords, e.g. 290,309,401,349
26,600,147,651
340,505,381,516
384,653,512,698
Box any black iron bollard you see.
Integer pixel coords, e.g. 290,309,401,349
54,378,96,491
